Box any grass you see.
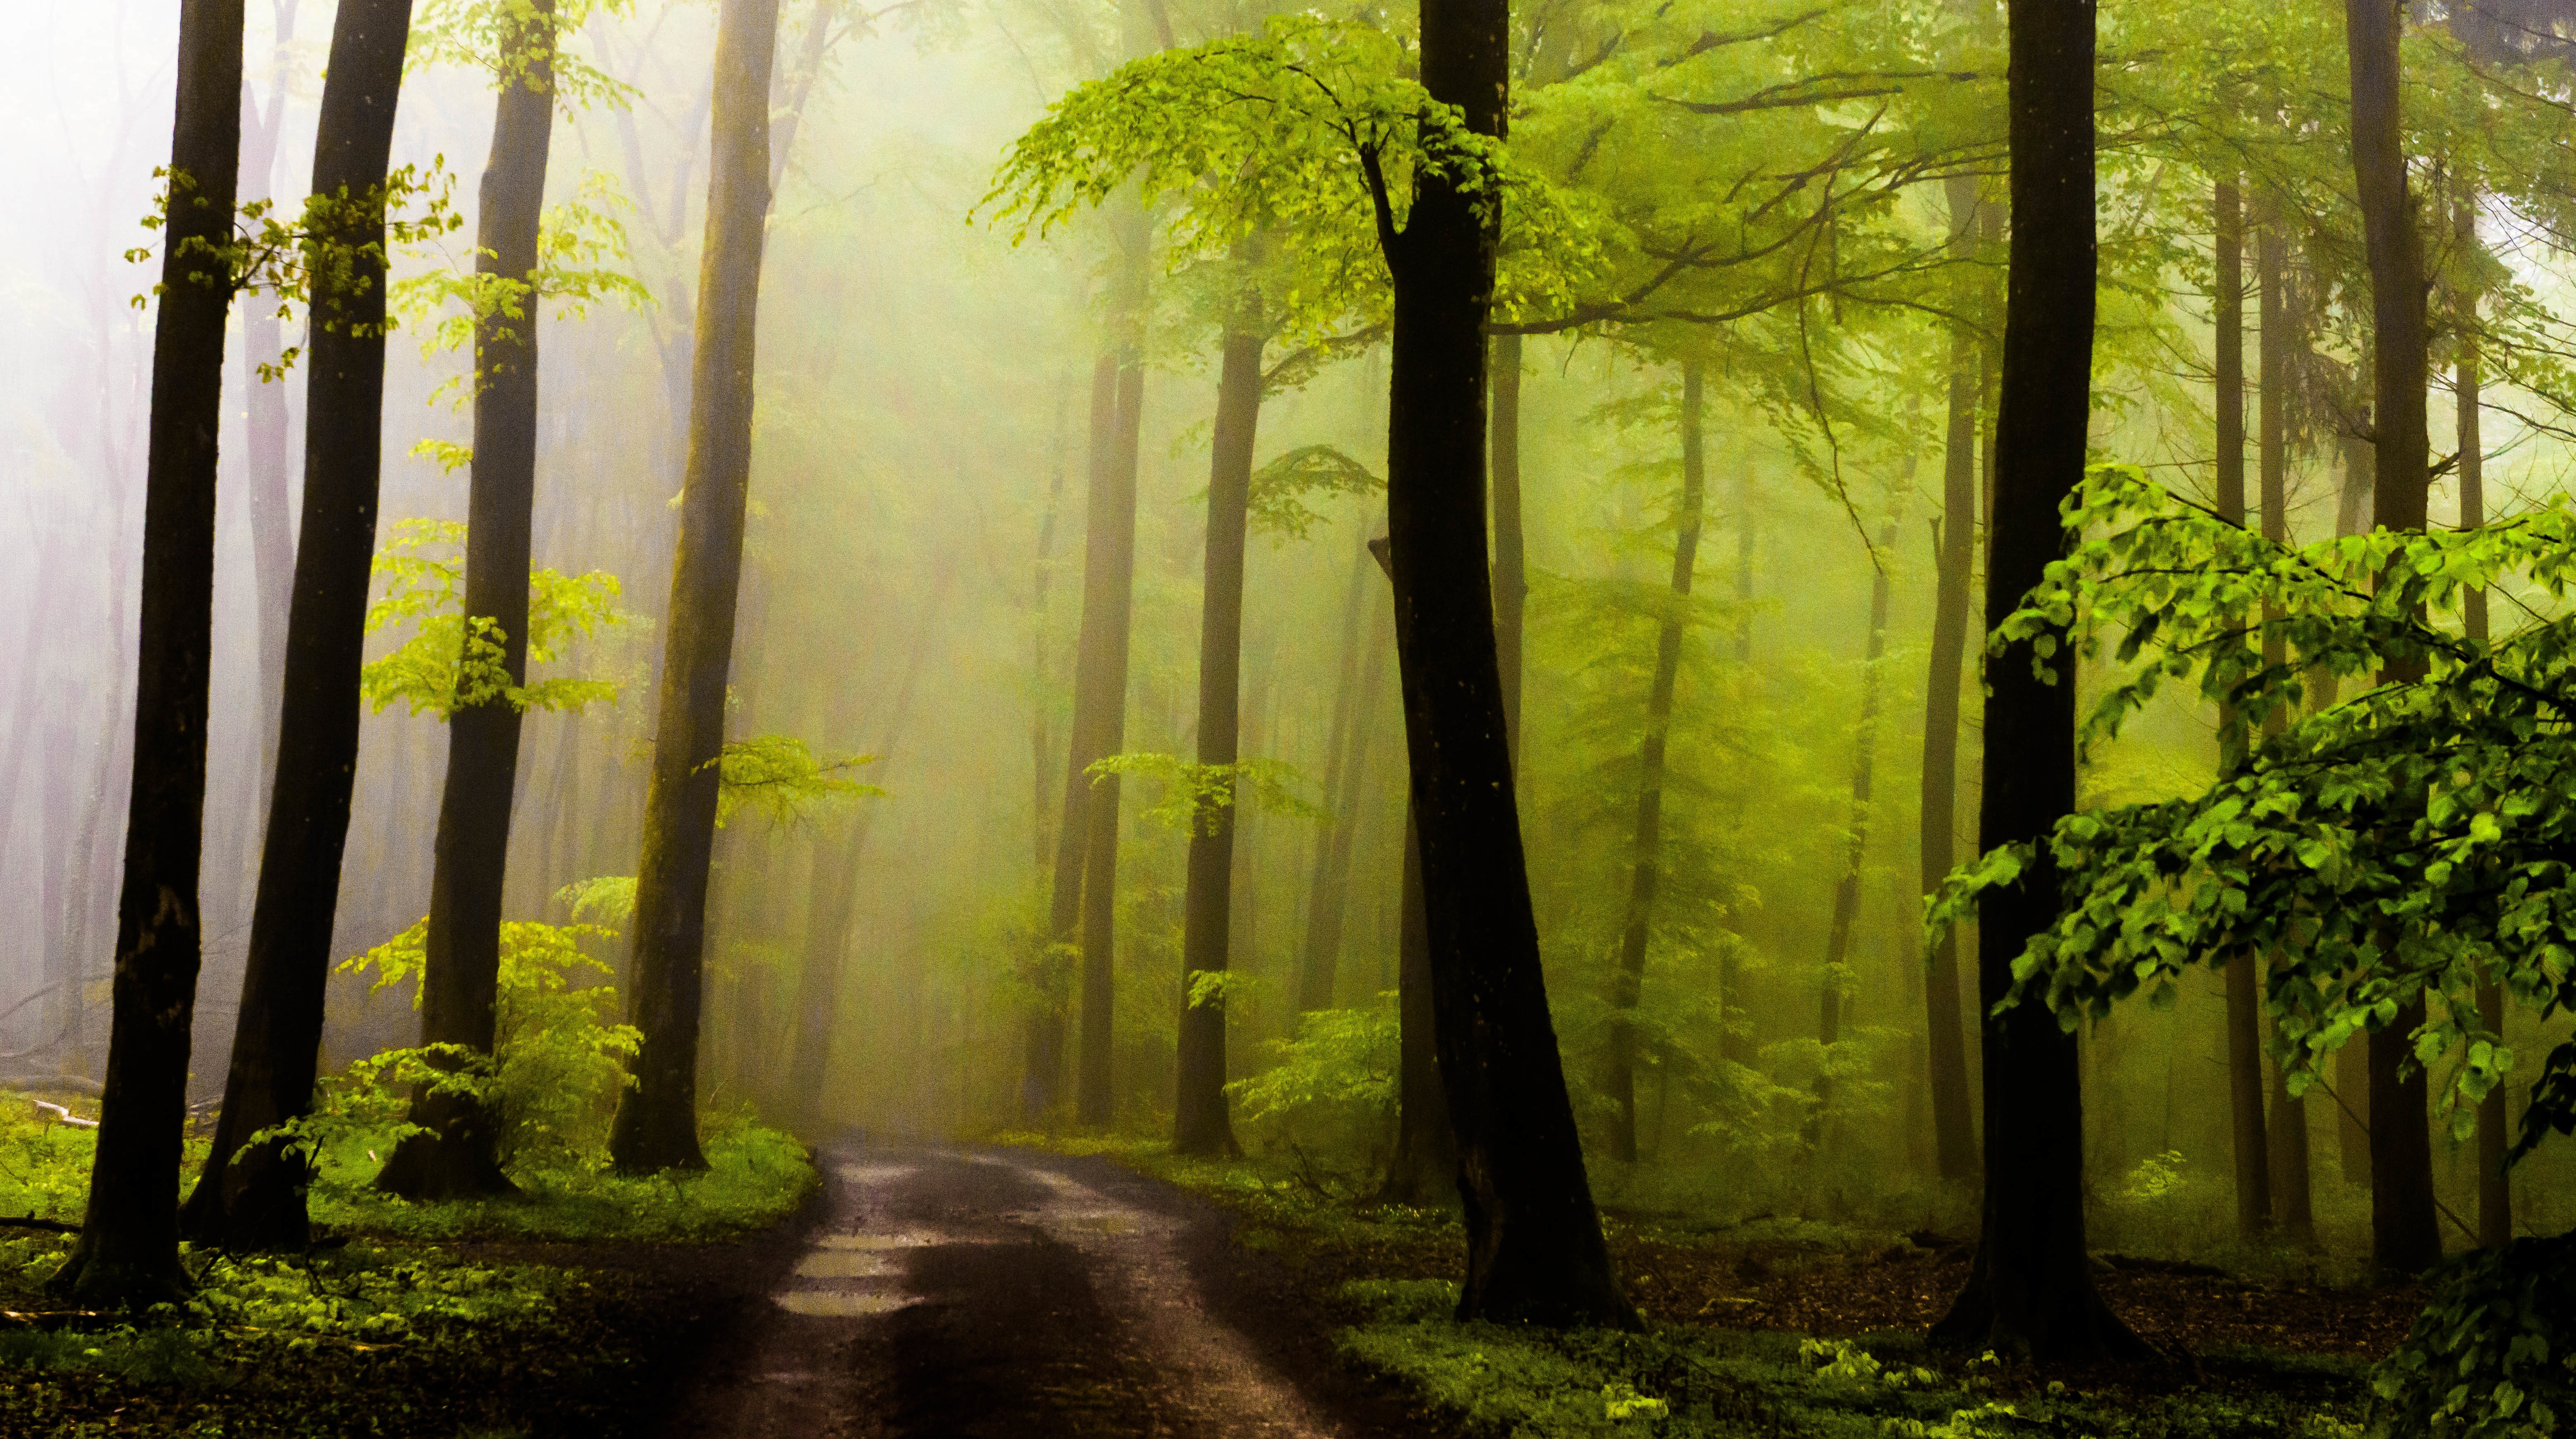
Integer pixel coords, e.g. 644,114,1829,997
0,1089,819,1437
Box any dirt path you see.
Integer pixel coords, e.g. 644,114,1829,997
658,1144,1425,1439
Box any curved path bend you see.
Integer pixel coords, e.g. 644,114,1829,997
662,1144,1418,1439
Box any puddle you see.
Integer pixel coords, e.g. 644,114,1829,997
794,1251,900,1280
774,1290,914,1318
834,1163,919,1186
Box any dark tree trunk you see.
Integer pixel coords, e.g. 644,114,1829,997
609,0,781,1175
1920,172,1984,1185
2346,0,2443,1280
2256,208,2317,1247
1174,321,1263,1157
1604,360,1706,1166
2212,176,2273,1241
182,0,415,1250
1813,511,1902,1144
786,574,949,1130
378,0,557,1202
1931,0,2145,1361
1489,331,1527,762
1295,547,1376,1012
1070,328,1145,1126
58,0,245,1306
1379,804,1454,1204
1379,0,1632,1327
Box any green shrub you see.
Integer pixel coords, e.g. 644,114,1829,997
2374,1232,2576,1438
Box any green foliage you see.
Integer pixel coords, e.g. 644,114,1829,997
361,518,628,719
1228,1003,1396,1128
1087,751,1322,836
706,734,883,828
1930,463,2576,1163
554,874,638,925
1246,444,1384,540
408,0,640,112
337,912,640,1168
2375,1234,2576,1439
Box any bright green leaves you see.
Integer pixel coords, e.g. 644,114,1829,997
361,518,630,718
1087,751,1323,836
703,735,883,828
408,0,639,113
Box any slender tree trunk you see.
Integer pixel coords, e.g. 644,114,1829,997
786,572,949,1130
378,0,557,1201
241,2,297,823
1070,322,1145,1126
1921,172,1983,1184
2212,176,2274,1241
1931,0,2144,1360
2256,209,2317,1247
1297,547,1374,1012
1381,0,1632,1326
57,0,244,1306
1174,318,1263,1157
2346,0,2443,1279
1604,360,1706,1166
2454,192,2509,1249
1813,510,1903,1143
609,0,781,1174
1031,382,1071,873
1489,331,1527,763
183,0,415,1249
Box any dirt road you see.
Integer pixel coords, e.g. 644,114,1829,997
658,1144,1425,1439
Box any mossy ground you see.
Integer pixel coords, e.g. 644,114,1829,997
1003,1133,2383,1439
0,1092,817,1437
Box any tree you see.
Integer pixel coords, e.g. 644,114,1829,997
1294,547,1380,1013
1601,359,1707,1166
2212,175,2273,1240
2453,187,2508,1248
184,0,419,1250
378,0,562,1202
57,0,247,1305
2344,0,2441,1279
610,0,781,1174
1813,505,1905,1144
1928,0,2147,1361
1918,172,1984,1185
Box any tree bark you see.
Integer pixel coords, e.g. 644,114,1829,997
1295,547,1376,1012
1921,172,1983,1185
2346,0,2443,1280
2256,208,2317,1247
2213,175,2273,1241
1173,317,1262,1157
1489,331,1527,763
1604,360,1706,1166
378,0,557,1202
1070,329,1145,1125
609,0,780,1175
1379,803,1454,1204
1931,0,2145,1360
1381,0,1632,1327
183,0,415,1250
58,0,245,1306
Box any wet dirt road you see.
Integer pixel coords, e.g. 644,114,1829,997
660,1144,1415,1439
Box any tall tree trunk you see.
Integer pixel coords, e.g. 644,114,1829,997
1070,322,1146,1126
1489,331,1527,762
786,570,950,1130
1031,381,1071,873
609,0,781,1175
1604,360,1706,1166
379,0,558,1202
2454,190,2509,1249
1381,0,1632,1326
1931,0,2144,1360
242,0,298,824
1174,318,1263,1158
2346,0,2443,1280
1379,804,1453,1203
57,0,245,1307
1921,172,1984,1185
2256,208,2317,1247
2213,176,2274,1241
1297,546,1374,1012
183,0,415,1249
1813,510,1904,1143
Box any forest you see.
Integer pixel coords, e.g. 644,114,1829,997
0,0,2574,1434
